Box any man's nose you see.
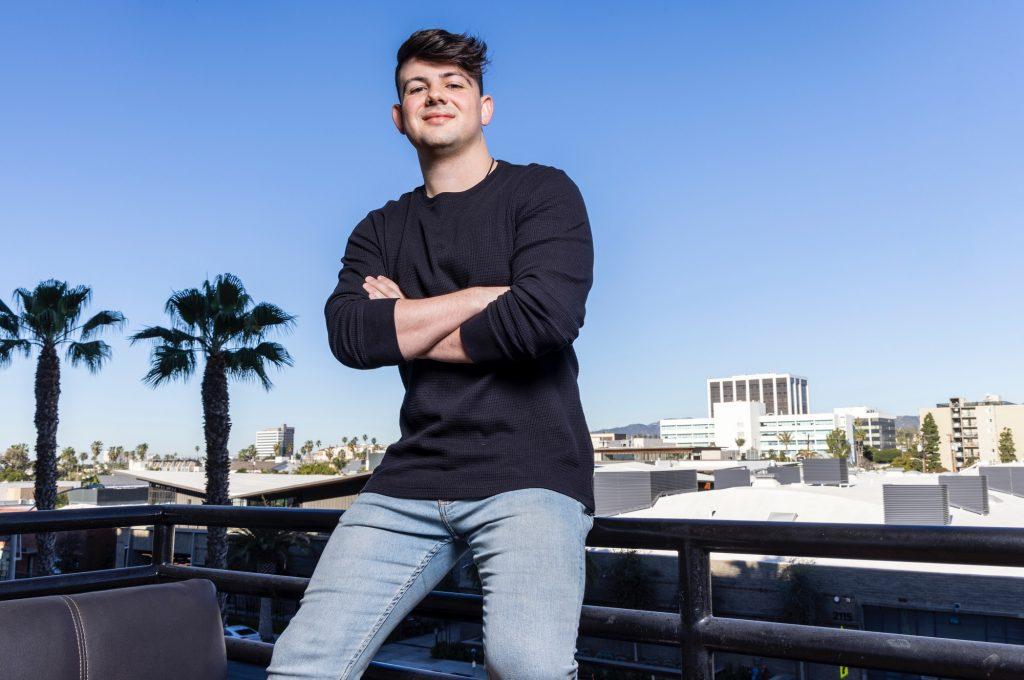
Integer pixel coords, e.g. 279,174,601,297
426,85,447,104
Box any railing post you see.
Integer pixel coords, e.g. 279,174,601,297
680,540,713,679
152,519,175,567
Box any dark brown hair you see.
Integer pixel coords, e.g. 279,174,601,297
395,29,490,100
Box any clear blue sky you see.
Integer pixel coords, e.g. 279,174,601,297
2,2,1023,457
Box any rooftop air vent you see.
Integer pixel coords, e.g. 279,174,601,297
939,475,990,515
713,467,751,490
883,484,950,526
801,458,849,485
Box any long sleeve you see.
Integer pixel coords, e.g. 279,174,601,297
324,211,405,370
459,167,593,363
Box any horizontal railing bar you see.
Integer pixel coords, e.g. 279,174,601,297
580,604,682,646
0,504,163,533
4,505,1024,567
589,518,1024,566
698,616,1024,680
158,564,681,645
158,563,309,598
0,565,158,601
224,637,474,678
161,504,343,531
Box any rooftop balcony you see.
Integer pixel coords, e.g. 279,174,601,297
2,499,1024,679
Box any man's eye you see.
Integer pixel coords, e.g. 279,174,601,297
447,83,462,89
409,87,423,94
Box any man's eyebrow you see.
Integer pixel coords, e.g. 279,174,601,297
403,72,471,89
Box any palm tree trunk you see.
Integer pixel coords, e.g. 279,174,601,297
257,559,276,641
201,353,231,613
33,343,60,576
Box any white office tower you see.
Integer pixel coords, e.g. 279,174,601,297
707,373,809,417
256,423,295,458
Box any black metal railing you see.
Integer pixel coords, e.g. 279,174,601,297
2,503,1024,679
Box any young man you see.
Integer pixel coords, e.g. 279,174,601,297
267,28,595,679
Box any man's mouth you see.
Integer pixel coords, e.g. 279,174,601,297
424,114,454,123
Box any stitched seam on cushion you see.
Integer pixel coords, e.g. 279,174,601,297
338,538,453,679
59,596,84,680
67,596,89,680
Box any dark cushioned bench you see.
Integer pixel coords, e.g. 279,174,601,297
0,578,227,680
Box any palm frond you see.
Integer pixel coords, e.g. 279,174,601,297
252,341,293,367
212,309,247,348
12,287,33,315
0,299,20,337
66,340,112,373
129,325,198,348
222,344,291,391
79,310,127,340
243,303,296,340
141,345,197,387
164,288,208,334
206,273,251,316
56,283,93,332
10,281,103,342
0,338,32,368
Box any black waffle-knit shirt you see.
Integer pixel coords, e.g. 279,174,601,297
325,159,595,513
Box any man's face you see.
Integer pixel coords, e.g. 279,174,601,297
392,58,493,152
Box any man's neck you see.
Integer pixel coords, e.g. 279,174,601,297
418,140,494,198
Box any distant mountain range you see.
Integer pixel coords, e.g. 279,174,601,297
591,422,661,437
895,415,919,431
594,416,922,438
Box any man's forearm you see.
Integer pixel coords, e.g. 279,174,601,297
418,326,471,363
394,288,491,360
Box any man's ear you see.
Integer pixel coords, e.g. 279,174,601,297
480,94,494,127
392,103,406,135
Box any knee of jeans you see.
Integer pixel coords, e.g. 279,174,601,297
485,647,579,679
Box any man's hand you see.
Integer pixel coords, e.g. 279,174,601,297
363,275,405,300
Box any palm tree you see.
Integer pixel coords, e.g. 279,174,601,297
130,273,294,588
58,446,78,478
0,280,124,575
229,528,311,641
90,440,103,468
778,432,793,460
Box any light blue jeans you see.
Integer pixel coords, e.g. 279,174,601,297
266,488,594,679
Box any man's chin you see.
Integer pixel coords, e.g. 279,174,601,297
414,136,463,153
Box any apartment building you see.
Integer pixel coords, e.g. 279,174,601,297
921,396,1024,471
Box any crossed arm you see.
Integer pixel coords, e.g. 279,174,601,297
362,275,508,363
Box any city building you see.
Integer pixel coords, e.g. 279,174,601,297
256,423,295,458
833,406,897,452
590,432,628,449
661,402,857,461
921,395,1024,471
590,433,671,450
707,372,809,417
